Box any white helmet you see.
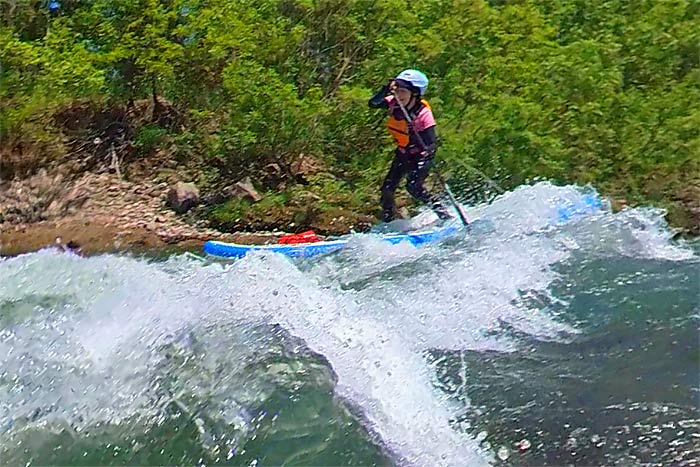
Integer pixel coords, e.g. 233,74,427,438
395,69,429,96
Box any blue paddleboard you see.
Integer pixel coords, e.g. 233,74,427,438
203,224,461,258
203,192,604,259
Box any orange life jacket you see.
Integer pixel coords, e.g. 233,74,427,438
387,99,431,148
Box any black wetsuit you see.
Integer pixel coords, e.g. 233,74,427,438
369,86,451,222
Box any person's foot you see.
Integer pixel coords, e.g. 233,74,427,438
435,208,453,221
430,199,453,221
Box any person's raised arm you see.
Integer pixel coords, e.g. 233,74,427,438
368,80,395,108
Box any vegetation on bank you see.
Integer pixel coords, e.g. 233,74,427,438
1,0,698,232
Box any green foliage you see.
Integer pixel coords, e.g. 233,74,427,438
1,0,698,228
134,124,169,152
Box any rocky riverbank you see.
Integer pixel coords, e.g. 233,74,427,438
0,168,279,257
2,164,698,258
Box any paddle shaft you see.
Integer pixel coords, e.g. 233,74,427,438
392,94,469,227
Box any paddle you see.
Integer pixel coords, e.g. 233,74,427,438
392,93,470,227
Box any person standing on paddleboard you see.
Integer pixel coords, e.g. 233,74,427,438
368,69,452,223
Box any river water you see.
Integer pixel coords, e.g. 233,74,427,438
1,183,698,466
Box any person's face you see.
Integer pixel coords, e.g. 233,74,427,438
394,86,413,106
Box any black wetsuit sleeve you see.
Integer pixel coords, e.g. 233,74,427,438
368,85,390,109
416,125,437,154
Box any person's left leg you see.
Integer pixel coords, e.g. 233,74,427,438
380,153,408,222
405,155,452,220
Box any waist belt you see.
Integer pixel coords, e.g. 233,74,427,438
398,145,423,155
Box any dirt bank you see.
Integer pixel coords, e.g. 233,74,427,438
0,169,278,257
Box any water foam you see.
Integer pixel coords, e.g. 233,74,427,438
210,253,492,466
0,251,264,443
1,182,694,466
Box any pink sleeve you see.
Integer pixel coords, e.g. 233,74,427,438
412,107,436,132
